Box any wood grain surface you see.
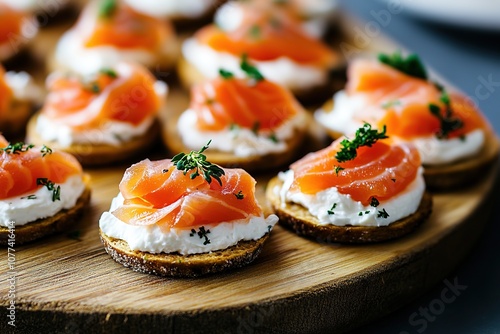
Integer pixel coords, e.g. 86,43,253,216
1,6,499,334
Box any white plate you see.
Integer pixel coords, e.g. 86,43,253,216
389,0,500,30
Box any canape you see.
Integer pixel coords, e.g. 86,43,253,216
315,52,500,188
0,136,91,245
267,123,433,243
165,56,309,171
99,142,278,277
179,0,344,102
51,0,178,74
26,62,167,166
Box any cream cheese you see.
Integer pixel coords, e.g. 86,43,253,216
54,29,165,75
35,114,155,147
5,71,43,104
123,0,216,19
182,38,328,91
36,71,167,147
277,167,425,227
0,175,85,227
411,129,485,165
99,193,278,255
177,108,307,157
315,90,486,165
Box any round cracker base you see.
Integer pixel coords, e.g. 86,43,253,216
26,114,161,166
100,230,269,278
266,177,433,243
0,186,91,245
423,130,500,190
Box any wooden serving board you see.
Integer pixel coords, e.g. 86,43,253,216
1,7,499,334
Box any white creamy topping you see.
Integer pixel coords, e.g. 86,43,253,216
99,193,278,255
123,0,216,19
314,90,377,135
277,168,425,227
182,38,328,91
315,90,486,164
214,1,332,38
5,71,43,104
411,129,485,165
0,175,85,227
35,115,155,147
177,108,307,157
54,28,175,75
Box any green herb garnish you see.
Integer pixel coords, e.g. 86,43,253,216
370,197,379,207
219,68,234,80
40,145,53,157
100,68,118,78
334,165,344,176
1,142,34,154
234,190,244,200
381,100,401,109
189,226,211,245
241,54,265,82
171,140,225,186
428,90,464,139
99,0,117,18
36,178,61,202
377,208,390,219
268,133,279,143
335,123,388,163
358,212,363,216
249,25,261,39
378,51,427,80
327,203,337,215
21,194,37,200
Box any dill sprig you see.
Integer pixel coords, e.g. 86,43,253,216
40,145,53,157
1,142,34,154
378,51,427,80
241,54,264,81
99,0,117,18
171,140,225,186
335,124,388,163
429,90,464,139
36,178,61,202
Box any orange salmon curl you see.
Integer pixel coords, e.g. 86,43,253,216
196,0,337,67
112,159,263,231
0,137,82,200
190,75,304,132
76,0,174,52
41,62,164,130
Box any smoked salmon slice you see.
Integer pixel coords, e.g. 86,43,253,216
196,0,337,67
77,0,173,52
289,130,421,205
0,4,27,44
347,57,486,140
112,158,263,231
42,62,162,130
190,73,303,131
0,137,83,199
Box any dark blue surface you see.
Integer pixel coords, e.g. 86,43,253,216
339,1,500,333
